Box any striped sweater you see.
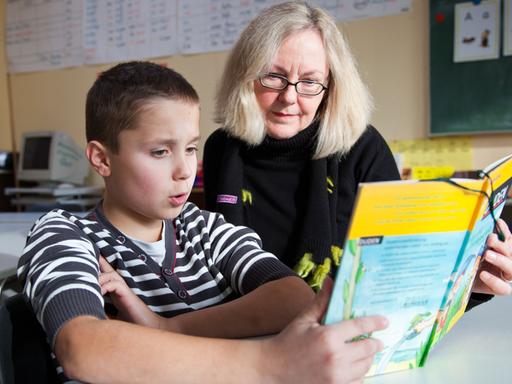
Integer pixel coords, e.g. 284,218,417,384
17,202,295,382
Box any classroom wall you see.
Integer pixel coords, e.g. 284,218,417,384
2,0,512,186
0,2,12,151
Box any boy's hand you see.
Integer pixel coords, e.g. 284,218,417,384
99,257,163,328
263,279,388,384
473,219,512,296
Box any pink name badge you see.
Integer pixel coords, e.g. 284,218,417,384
216,194,238,204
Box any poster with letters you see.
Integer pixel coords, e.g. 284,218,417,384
454,0,500,63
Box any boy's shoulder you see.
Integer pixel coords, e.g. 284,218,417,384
19,209,100,282
31,208,88,229
26,208,101,242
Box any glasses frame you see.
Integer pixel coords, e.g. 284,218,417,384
258,73,327,96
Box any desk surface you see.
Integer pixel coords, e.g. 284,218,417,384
0,212,48,282
0,252,18,280
0,212,44,257
1,214,511,384
367,295,512,383
0,212,44,222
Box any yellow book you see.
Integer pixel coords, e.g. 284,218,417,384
324,154,512,376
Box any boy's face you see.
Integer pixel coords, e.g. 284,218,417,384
104,99,200,224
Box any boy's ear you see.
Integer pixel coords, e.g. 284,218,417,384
86,141,111,177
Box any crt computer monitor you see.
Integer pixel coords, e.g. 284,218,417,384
18,131,89,186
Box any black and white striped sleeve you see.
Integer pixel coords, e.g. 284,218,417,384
204,211,297,295
17,211,107,347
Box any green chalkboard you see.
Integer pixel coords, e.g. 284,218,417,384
430,0,512,135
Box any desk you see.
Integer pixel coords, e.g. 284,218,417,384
0,169,15,211
367,296,512,383
0,252,17,281
0,212,44,255
1,213,511,383
0,212,46,286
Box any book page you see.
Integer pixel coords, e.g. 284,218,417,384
324,179,485,375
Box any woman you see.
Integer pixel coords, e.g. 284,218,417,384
204,1,512,301
204,2,399,288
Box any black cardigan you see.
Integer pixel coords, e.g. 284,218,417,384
204,125,400,245
203,125,491,309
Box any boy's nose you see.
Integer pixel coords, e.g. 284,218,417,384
173,155,193,180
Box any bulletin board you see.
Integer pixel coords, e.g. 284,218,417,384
430,0,512,135
5,0,412,74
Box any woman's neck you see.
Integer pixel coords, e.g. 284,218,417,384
244,121,319,161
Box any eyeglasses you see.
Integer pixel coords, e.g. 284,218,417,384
258,73,327,96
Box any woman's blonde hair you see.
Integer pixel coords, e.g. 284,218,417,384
215,1,373,158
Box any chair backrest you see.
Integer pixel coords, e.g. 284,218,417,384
0,299,14,384
0,294,58,384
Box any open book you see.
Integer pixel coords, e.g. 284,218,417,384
324,154,512,376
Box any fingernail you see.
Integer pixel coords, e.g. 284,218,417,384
486,251,496,262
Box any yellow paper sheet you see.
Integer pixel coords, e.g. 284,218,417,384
389,137,473,170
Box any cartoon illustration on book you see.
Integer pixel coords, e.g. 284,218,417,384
375,311,435,374
342,239,364,319
433,252,479,341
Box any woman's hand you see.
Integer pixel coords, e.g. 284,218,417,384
473,219,512,295
99,256,164,328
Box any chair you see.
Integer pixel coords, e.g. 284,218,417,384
0,294,58,384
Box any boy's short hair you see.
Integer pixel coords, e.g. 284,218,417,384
86,61,199,152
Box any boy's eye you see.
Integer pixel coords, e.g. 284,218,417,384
151,149,168,157
186,146,198,154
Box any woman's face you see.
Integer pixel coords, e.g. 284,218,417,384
254,29,329,140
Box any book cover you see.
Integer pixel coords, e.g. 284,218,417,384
426,154,512,352
323,154,512,376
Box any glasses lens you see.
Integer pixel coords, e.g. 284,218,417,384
296,81,324,95
261,74,287,90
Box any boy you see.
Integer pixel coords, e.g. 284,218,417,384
17,61,388,383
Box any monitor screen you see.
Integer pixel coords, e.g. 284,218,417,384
18,131,89,185
22,136,52,170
